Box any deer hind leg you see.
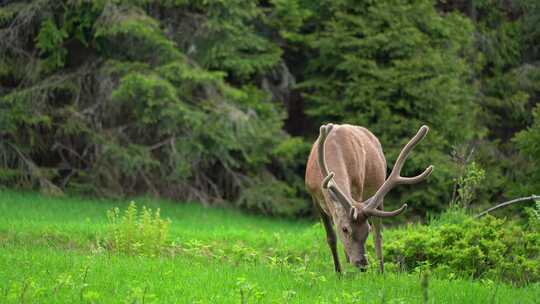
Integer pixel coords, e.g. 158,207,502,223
315,202,341,273
373,201,384,273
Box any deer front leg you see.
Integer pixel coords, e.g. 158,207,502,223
322,213,342,273
372,200,384,273
315,204,341,273
373,217,384,273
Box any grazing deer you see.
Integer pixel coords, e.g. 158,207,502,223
305,124,433,273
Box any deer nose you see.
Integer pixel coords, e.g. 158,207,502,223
354,255,368,270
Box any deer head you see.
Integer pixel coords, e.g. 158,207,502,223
317,124,433,270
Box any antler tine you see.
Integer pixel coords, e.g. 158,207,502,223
397,166,433,185
318,124,356,213
389,125,429,178
317,124,333,178
364,204,408,217
365,125,433,211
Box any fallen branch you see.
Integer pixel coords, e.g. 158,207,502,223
6,142,63,196
475,195,540,218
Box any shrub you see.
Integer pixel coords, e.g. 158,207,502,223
105,201,170,256
384,212,540,285
450,161,486,208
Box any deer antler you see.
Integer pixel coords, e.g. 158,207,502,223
317,124,333,178
363,125,433,216
318,124,357,215
319,124,433,219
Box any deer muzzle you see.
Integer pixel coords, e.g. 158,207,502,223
353,254,368,271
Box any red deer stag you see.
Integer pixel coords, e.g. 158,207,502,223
305,124,433,273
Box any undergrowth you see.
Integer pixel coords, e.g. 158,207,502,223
99,200,540,286
385,209,540,285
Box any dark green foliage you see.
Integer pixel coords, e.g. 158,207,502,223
297,0,477,213
513,105,540,195
187,0,282,79
385,211,540,285
35,18,68,72
1,0,539,218
0,0,299,216
451,0,540,204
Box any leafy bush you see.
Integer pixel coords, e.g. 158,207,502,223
384,212,540,285
105,201,170,256
451,161,486,208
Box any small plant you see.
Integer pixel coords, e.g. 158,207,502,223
236,277,266,304
281,289,297,302
124,285,157,304
451,161,486,208
106,201,170,256
340,291,364,303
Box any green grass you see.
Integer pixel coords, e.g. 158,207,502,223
0,190,538,303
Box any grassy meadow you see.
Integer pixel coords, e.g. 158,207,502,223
0,190,538,303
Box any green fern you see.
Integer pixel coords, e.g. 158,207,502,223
106,201,171,256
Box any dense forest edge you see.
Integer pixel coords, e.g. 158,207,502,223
1,0,539,218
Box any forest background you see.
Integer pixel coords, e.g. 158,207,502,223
1,0,539,219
